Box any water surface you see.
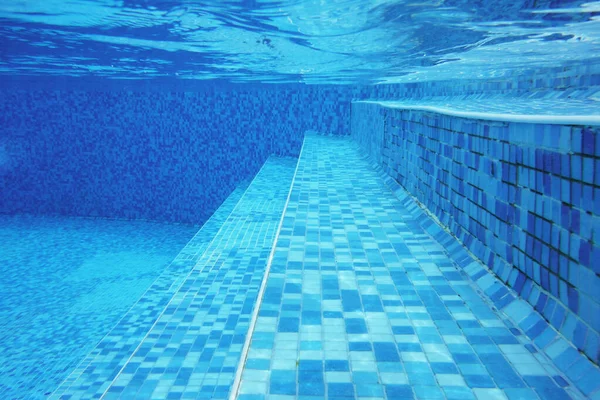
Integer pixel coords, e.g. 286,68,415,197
1,0,598,83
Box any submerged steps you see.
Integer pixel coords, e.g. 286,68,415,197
51,181,251,399
95,156,297,400
235,134,596,400
52,156,297,399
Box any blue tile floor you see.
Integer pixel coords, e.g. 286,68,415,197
0,215,200,400
48,135,600,400
89,156,297,399
51,180,250,399
235,134,597,400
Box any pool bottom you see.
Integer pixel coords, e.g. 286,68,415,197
0,215,199,400
4,134,598,400
236,134,593,400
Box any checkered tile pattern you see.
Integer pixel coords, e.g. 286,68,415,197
94,157,296,400
51,182,249,399
237,134,593,400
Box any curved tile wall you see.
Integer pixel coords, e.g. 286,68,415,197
351,101,600,366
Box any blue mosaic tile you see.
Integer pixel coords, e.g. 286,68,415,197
0,87,349,224
1,67,599,399
54,157,296,399
51,183,248,399
236,134,592,400
352,101,600,369
0,215,199,400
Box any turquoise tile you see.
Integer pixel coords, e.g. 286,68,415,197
236,135,590,400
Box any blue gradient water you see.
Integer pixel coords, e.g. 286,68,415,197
0,0,599,83
1,1,600,400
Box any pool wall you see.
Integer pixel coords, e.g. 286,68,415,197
351,102,600,365
0,86,349,223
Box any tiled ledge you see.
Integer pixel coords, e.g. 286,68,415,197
98,156,297,400
237,134,596,400
355,99,600,126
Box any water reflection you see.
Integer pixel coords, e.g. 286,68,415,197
0,0,598,83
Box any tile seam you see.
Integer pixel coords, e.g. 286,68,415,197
229,134,308,400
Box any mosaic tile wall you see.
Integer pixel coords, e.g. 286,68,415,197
0,86,349,223
2,60,598,224
351,102,600,365
351,61,600,100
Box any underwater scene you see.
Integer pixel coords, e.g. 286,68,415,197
0,1,599,399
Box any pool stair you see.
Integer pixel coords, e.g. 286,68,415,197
233,133,600,400
51,155,297,399
51,115,600,399
51,181,250,399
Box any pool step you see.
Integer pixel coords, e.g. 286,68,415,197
235,133,595,400
50,162,286,399
50,181,251,399
87,156,297,399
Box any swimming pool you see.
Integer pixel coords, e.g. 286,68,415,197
0,215,200,399
1,1,600,399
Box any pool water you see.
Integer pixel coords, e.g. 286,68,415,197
0,215,198,399
0,1,599,400
0,0,598,84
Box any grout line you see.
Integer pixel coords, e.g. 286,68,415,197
96,157,279,400
51,182,247,397
229,135,307,400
